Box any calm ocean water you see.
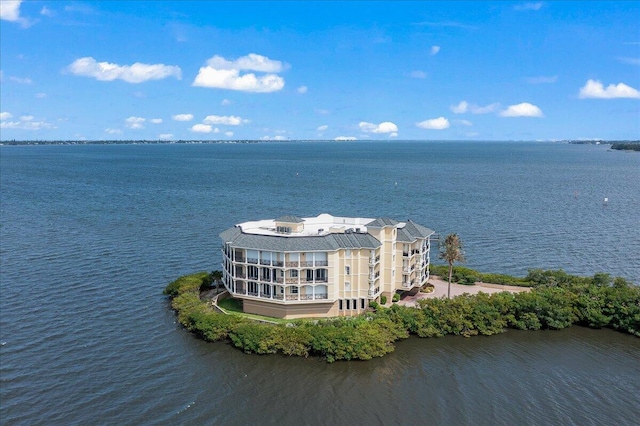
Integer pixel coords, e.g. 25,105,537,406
1,141,639,425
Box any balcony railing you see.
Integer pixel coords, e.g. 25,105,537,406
247,258,259,264
286,261,299,267
285,277,299,284
260,259,271,265
273,261,284,267
315,261,328,266
300,261,313,267
235,272,246,279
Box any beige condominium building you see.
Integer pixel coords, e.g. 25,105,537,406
220,213,435,319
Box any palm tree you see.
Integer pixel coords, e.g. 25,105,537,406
439,233,465,299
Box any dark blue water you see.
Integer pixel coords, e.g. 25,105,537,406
1,141,639,425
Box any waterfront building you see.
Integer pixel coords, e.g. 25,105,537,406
220,214,435,319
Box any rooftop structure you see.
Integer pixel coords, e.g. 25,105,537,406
220,213,435,319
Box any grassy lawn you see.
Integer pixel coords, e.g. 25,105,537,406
216,297,324,324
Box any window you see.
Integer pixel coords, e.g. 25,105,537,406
248,265,259,280
352,299,357,310
291,286,299,294
345,282,350,291
306,269,314,282
360,299,365,309
345,266,350,275
346,249,351,258
315,269,327,281
339,300,343,310
290,269,298,278
346,299,351,309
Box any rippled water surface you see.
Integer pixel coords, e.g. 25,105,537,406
1,141,639,425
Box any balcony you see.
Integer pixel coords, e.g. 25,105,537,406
273,261,284,267
368,287,380,297
286,261,299,267
315,261,328,266
260,259,271,265
300,261,313,267
247,258,259,264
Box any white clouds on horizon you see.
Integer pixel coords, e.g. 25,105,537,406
203,115,247,125
67,57,182,83
578,79,640,99
159,133,173,140
416,117,450,130
451,100,500,114
125,116,145,129
359,121,398,134
191,124,219,133
192,53,286,93
335,136,357,141
0,112,55,130
172,113,194,121
105,128,122,134
499,102,544,117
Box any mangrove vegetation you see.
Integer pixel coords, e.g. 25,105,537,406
164,269,639,363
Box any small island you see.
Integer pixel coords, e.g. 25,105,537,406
165,267,639,362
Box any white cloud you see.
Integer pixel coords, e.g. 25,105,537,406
172,113,194,121
317,125,328,131
225,131,234,137
105,128,122,134
451,101,469,114
390,132,398,138
297,85,308,94
0,114,55,130
191,124,213,133
316,109,330,115
159,133,173,140
125,116,145,129
525,75,558,84
261,135,287,141
335,136,357,141
221,98,231,105
67,57,182,83
409,70,427,79
35,93,46,98
416,117,450,130
617,57,640,66
453,119,473,126
430,45,440,55
359,121,398,134
499,102,544,117
0,0,30,26
514,2,544,11
450,100,500,114
578,79,640,99
203,115,247,125
150,118,163,124
10,76,32,84
192,53,286,93
40,6,53,16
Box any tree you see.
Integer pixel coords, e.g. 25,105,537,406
439,233,465,299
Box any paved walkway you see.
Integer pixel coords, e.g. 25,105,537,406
396,276,530,307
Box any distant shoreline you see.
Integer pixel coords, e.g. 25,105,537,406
1,139,638,146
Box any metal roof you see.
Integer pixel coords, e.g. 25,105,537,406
365,217,399,227
220,226,382,252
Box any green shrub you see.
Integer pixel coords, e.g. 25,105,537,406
163,271,209,296
380,295,387,305
368,300,379,309
392,293,400,302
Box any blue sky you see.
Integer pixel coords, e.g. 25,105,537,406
1,1,639,141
